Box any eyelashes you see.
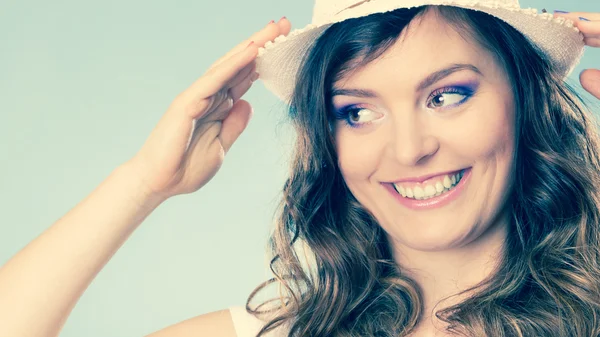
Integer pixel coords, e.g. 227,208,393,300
428,85,475,108
331,85,477,128
331,105,376,125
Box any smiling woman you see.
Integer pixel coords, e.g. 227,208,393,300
246,4,600,337
330,9,517,252
1,1,600,337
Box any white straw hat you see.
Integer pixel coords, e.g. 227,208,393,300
255,0,585,104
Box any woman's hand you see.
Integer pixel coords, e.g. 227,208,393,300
554,12,600,99
127,18,291,200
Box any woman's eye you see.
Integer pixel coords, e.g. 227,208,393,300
331,104,382,128
337,106,384,128
348,108,378,124
427,91,470,109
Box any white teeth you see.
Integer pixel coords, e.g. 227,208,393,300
424,185,436,197
398,185,406,197
413,186,424,199
443,175,452,188
435,181,444,193
393,170,465,200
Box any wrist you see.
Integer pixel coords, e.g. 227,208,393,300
113,161,169,211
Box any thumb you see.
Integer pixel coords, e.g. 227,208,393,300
219,99,254,153
580,69,600,100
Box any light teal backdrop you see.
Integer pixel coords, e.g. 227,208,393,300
0,0,598,336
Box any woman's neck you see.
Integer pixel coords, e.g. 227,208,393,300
391,213,509,322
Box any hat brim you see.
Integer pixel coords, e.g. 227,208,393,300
256,1,585,104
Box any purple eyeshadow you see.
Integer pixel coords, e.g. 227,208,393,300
448,80,479,93
330,80,481,128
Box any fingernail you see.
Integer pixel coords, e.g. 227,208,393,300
268,20,275,24
280,16,287,20
579,17,591,21
554,10,569,14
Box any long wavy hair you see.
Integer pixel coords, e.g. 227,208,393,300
246,5,600,336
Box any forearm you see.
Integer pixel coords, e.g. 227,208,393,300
0,162,166,337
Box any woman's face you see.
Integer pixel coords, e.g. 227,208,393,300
332,10,515,252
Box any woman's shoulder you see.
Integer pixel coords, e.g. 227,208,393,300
145,308,237,337
145,306,288,337
229,306,266,336
229,306,289,337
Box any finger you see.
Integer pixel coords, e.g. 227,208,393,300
211,17,292,71
209,21,281,71
201,91,235,122
575,20,600,36
174,42,258,119
229,71,256,102
195,63,256,122
195,43,258,97
580,69,600,100
199,69,257,123
219,99,253,153
584,37,600,47
552,13,600,35
227,61,256,90
169,17,289,122
553,12,600,21
277,17,292,37
196,42,257,95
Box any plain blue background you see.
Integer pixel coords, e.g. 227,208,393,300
1,0,599,336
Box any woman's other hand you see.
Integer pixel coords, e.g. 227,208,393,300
126,18,292,200
554,11,600,99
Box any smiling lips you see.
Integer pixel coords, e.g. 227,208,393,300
393,170,465,200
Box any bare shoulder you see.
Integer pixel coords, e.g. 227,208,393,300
144,308,237,337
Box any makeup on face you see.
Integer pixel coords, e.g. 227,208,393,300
330,70,481,129
333,9,515,254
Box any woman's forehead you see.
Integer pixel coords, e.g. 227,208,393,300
333,11,493,90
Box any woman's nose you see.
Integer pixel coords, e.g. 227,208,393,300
387,114,439,166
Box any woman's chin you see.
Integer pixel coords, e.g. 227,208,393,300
386,221,474,252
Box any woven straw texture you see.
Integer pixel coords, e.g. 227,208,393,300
256,0,585,104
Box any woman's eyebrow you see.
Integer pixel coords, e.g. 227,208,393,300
330,88,377,98
416,63,482,91
331,63,482,98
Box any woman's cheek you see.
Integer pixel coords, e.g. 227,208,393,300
447,95,514,158
336,131,384,178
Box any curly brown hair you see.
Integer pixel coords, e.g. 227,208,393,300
247,5,600,336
